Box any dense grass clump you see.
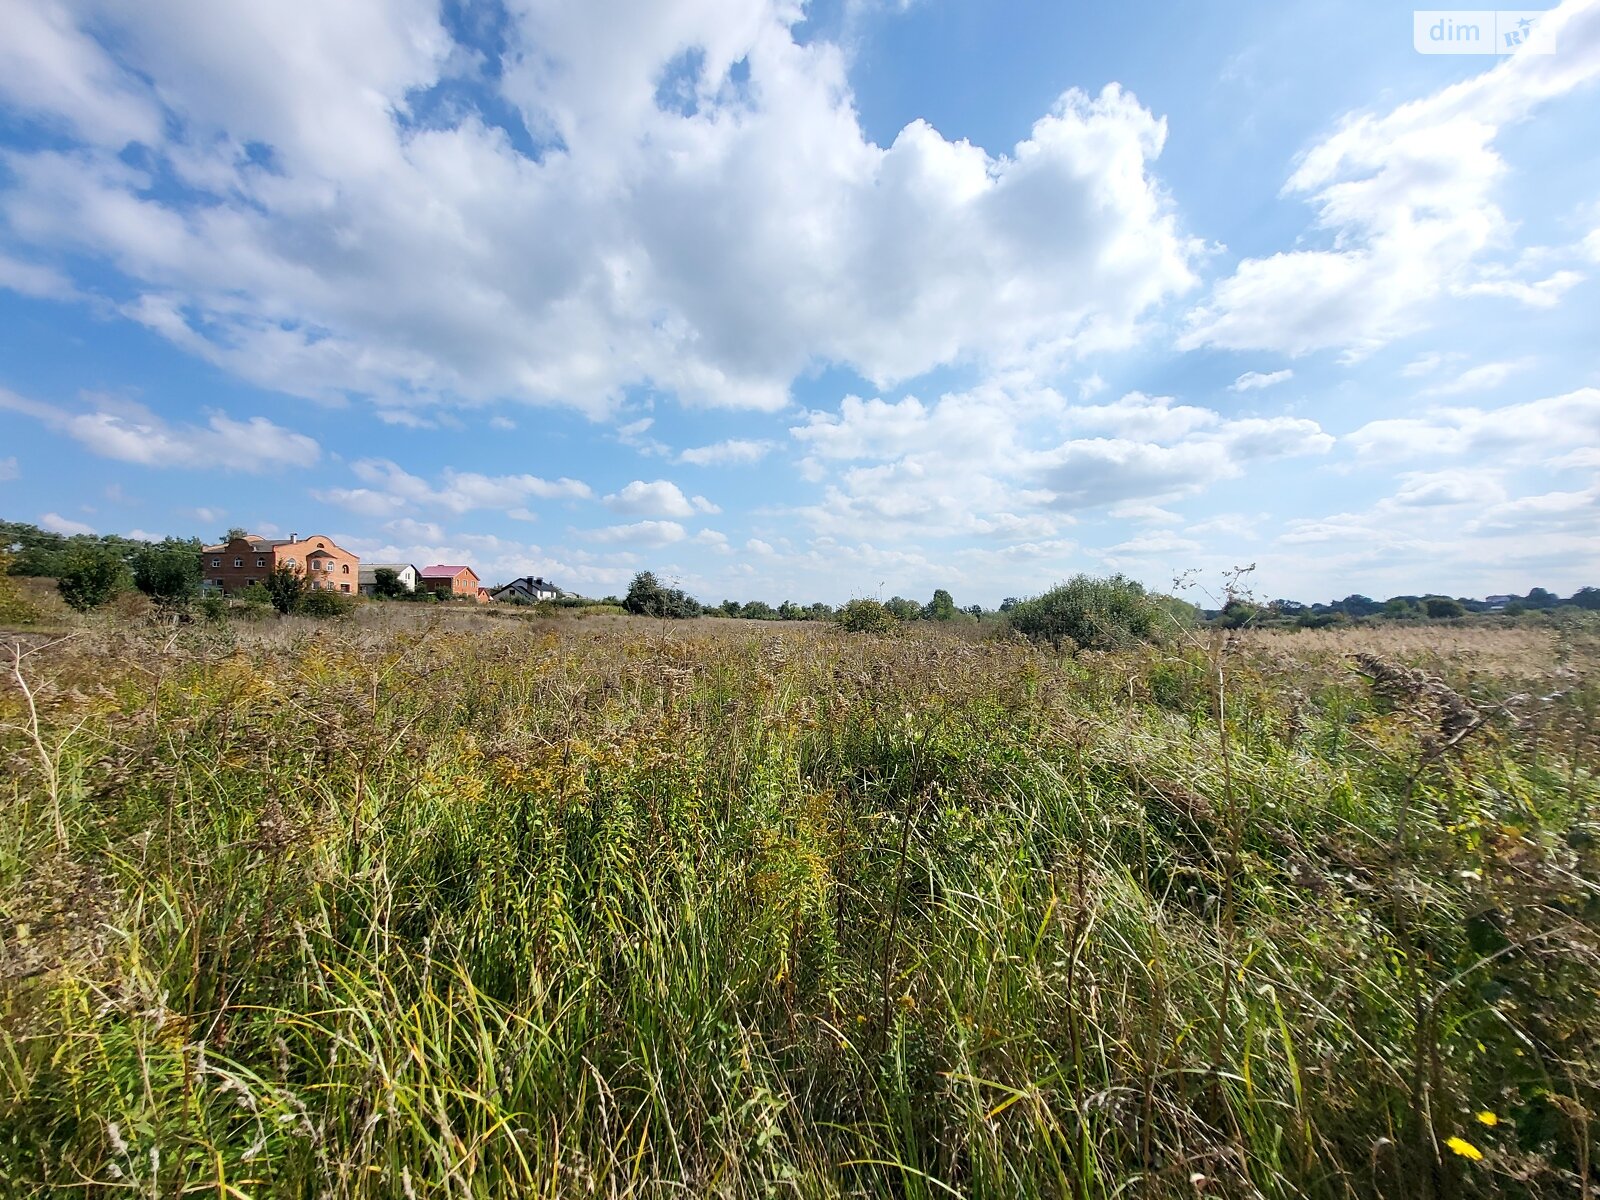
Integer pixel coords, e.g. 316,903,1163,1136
1,612,1597,1197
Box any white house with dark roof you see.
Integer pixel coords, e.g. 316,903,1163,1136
491,575,562,603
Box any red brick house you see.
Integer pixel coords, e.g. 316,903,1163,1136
418,564,484,601
201,533,360,596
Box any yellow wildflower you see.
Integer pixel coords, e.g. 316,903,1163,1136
1475,1111,1498,1127
1446,1137,1483,1161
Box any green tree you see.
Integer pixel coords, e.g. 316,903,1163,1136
56,547,130,612
372,568,407,599
1216,598,1263,629
132,540,203,608
835,598,897,634
1337,593,1381,617
625,571,666,616
1422,596,1466,619
1007,574,1168,651
624,571,701,618
923,588,957,621
266,563,306,614
884,596,921,622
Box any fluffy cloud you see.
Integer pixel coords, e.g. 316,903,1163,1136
39,510,96,535
1231,369,1292,392
678,438,776,466
1275,473,1599,596
602,478,718,518
1181,0,1600,357
1421,360,1529,396
1033,416,1331,510
317,459,592,517
0,250,77,300
1390,468,1507,507
1346,387,1600,464
587,520,689,547
0,1,1198,418
0,387,319,470
787,383,1330,539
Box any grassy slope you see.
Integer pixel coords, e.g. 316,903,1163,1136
1,612,1597,1197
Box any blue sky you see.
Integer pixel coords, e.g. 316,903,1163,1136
1,0,1597,605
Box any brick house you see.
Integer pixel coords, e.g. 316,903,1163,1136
418,564,484,601
201,533,360,596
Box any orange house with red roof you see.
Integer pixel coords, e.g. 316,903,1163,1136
418,564,484,601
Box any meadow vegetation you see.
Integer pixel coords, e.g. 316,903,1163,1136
1,606,1597,1197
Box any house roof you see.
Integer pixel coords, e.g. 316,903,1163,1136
419,564,476,578
203,534,291,552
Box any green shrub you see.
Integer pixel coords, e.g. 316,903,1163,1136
0,551,40,625
55,547,130,613
1007,573,1171,651
132,541,203,608
265,563,306,614
835,597,898,634
298,589,353,619
371,568,408,599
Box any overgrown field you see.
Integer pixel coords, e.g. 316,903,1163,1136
2,613,1597,1197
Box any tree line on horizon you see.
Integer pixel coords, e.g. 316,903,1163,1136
2,519,1596,627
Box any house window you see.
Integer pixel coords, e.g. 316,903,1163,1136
211,558,221,567
256,557,265,567
340,584,350,593
342,563,349,573
234,558,243,567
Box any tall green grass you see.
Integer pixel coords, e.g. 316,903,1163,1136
1,617,1596,1197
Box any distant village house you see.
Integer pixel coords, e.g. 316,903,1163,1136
202,533,359,595
418,564,484,601
491,575,561,603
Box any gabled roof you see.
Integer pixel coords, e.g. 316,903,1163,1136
419,564,476,578
493,575,560,593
